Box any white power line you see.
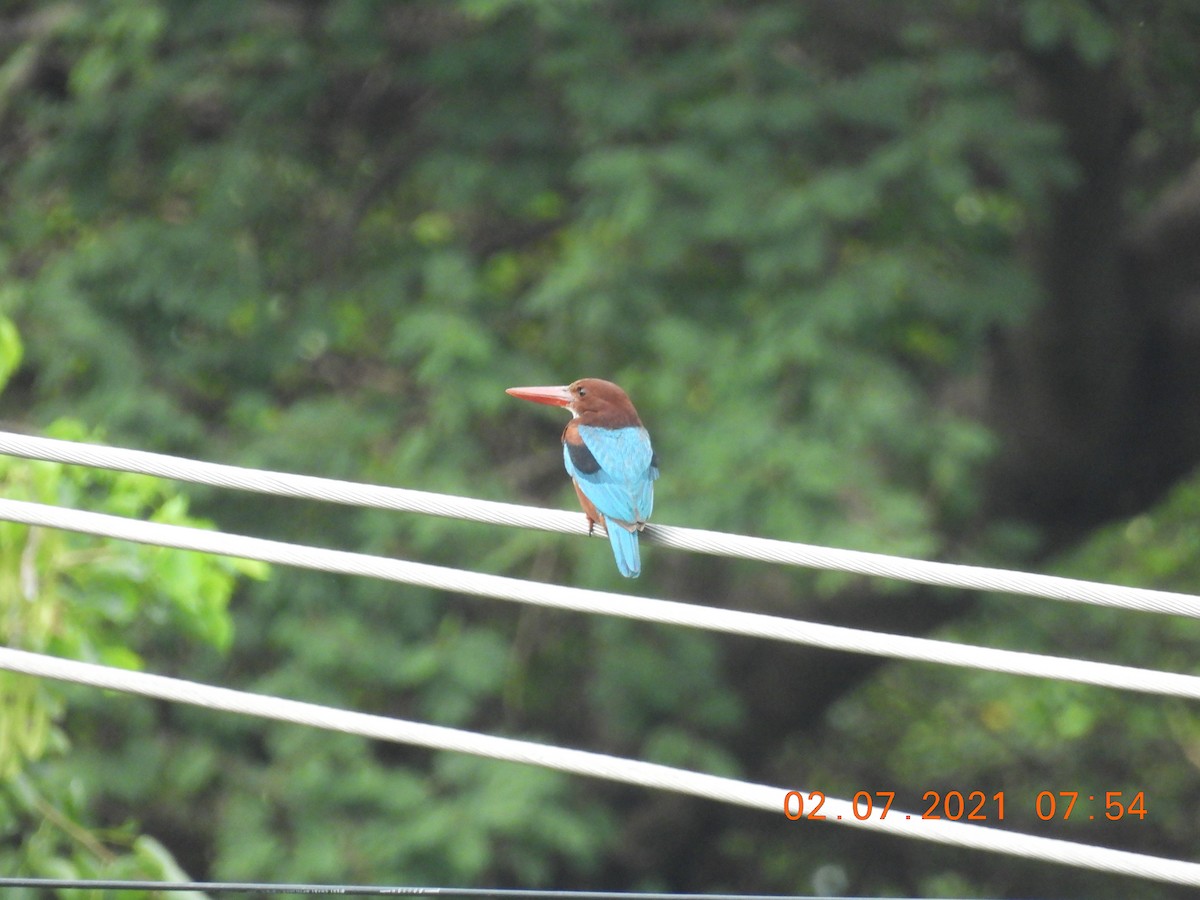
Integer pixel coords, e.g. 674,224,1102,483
0,497,1197,700
2,433,1198,886
0,431,1196,616
1,645,1196,888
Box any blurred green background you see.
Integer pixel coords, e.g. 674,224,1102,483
2,1,1200,897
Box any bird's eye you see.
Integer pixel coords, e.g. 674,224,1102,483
576,386,587,397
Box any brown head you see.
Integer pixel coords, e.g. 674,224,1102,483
505,378,643,428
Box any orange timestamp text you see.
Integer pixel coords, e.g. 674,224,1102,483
783,789,1147,823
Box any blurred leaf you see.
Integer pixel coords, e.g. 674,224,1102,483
0,0,1196,894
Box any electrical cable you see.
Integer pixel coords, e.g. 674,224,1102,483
0,882,837,898
0,430,1196,617
0,497,1197,699
1,646,1198,889
3,433,1199,888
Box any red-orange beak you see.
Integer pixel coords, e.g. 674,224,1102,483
505,385,574,408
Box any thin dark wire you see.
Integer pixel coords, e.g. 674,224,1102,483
0,881,846,899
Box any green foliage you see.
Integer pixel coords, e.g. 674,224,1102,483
0,318,261,883
812,473,1200,896
0,0,1197,895
0,417,263,669
1020,0,1119,64
213,732,607,885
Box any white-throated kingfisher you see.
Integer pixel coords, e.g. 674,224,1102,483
507,378,658,577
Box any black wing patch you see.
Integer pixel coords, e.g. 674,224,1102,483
566,438,602,474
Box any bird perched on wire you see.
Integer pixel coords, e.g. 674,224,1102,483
506,378,658,577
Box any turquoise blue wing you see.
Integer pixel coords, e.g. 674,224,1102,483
567,424,656,526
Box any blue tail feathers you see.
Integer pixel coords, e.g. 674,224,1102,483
604,520,641,578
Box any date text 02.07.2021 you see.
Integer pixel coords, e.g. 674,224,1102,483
783,790,1148,823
